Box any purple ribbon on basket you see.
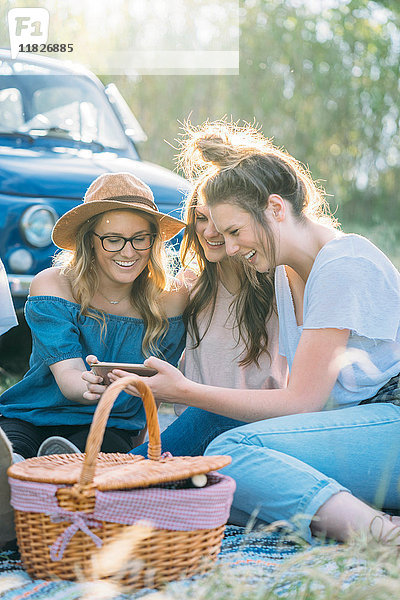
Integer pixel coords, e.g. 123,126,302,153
49,511,103,561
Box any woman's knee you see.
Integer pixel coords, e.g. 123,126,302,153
0,418,42,458
205,426,244,456
204,417,283,456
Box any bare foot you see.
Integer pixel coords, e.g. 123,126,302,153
385,514,400,529
370,514,400,545
379,512,400,527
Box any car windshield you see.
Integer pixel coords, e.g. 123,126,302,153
0,61,128,150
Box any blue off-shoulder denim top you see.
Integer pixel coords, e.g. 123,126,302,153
0,296,185,430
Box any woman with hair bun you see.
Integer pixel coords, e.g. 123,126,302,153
113,122,400,543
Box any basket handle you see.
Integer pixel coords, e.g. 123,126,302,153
78,376,161,487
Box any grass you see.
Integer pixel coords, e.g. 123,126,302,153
71,524,400,600
0,370,20,394
155,530,400,600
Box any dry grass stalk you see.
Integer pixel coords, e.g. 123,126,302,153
90,520,153,579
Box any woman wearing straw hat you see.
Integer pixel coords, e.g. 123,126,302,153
0,172,186,459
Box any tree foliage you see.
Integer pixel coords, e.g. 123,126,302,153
107,0,399,224
1,0,398,224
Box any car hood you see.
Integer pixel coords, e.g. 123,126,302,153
0,146,189,199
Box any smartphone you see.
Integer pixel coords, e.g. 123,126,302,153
89,362,158,385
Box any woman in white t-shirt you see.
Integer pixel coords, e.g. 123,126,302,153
111,121,400,544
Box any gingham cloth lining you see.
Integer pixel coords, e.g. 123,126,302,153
9,473,235,532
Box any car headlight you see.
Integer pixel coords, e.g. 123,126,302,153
20,205,58,248
8,249,34,273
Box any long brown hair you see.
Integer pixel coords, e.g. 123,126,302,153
54,209,172,357
180,120,338,271
180,187,275,368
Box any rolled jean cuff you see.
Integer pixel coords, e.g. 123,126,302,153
294,479,350,543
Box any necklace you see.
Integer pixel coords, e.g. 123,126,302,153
96,289,131,305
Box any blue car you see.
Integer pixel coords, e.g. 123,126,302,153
0,49,189,371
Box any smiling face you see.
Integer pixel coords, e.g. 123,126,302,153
210,203,273,273
92,210,153,286
194,204,227,263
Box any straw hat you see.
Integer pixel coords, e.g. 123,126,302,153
52,172,185,251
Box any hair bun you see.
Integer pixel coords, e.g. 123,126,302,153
195,133,234,167
178,122,254,179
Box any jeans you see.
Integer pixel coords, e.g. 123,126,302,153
204,403,400,542
129,407,246,457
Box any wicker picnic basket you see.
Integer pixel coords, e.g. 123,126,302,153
7,376,235,589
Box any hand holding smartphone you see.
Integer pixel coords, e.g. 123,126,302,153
89,362,158,385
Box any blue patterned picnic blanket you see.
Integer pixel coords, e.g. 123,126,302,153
0,526,301,599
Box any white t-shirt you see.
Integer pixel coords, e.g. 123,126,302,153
275,234,400,408
0,259,17,336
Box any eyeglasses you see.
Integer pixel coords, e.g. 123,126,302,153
93,232,156,252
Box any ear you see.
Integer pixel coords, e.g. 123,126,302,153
264,194,285,222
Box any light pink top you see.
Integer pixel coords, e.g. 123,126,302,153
182,281,288,390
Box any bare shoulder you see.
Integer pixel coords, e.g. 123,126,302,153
284,266,305,294
284,266,305,326
29,267,75,301
161,277,190,318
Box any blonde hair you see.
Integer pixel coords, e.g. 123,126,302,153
54,209,172,357
179,120,338,268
